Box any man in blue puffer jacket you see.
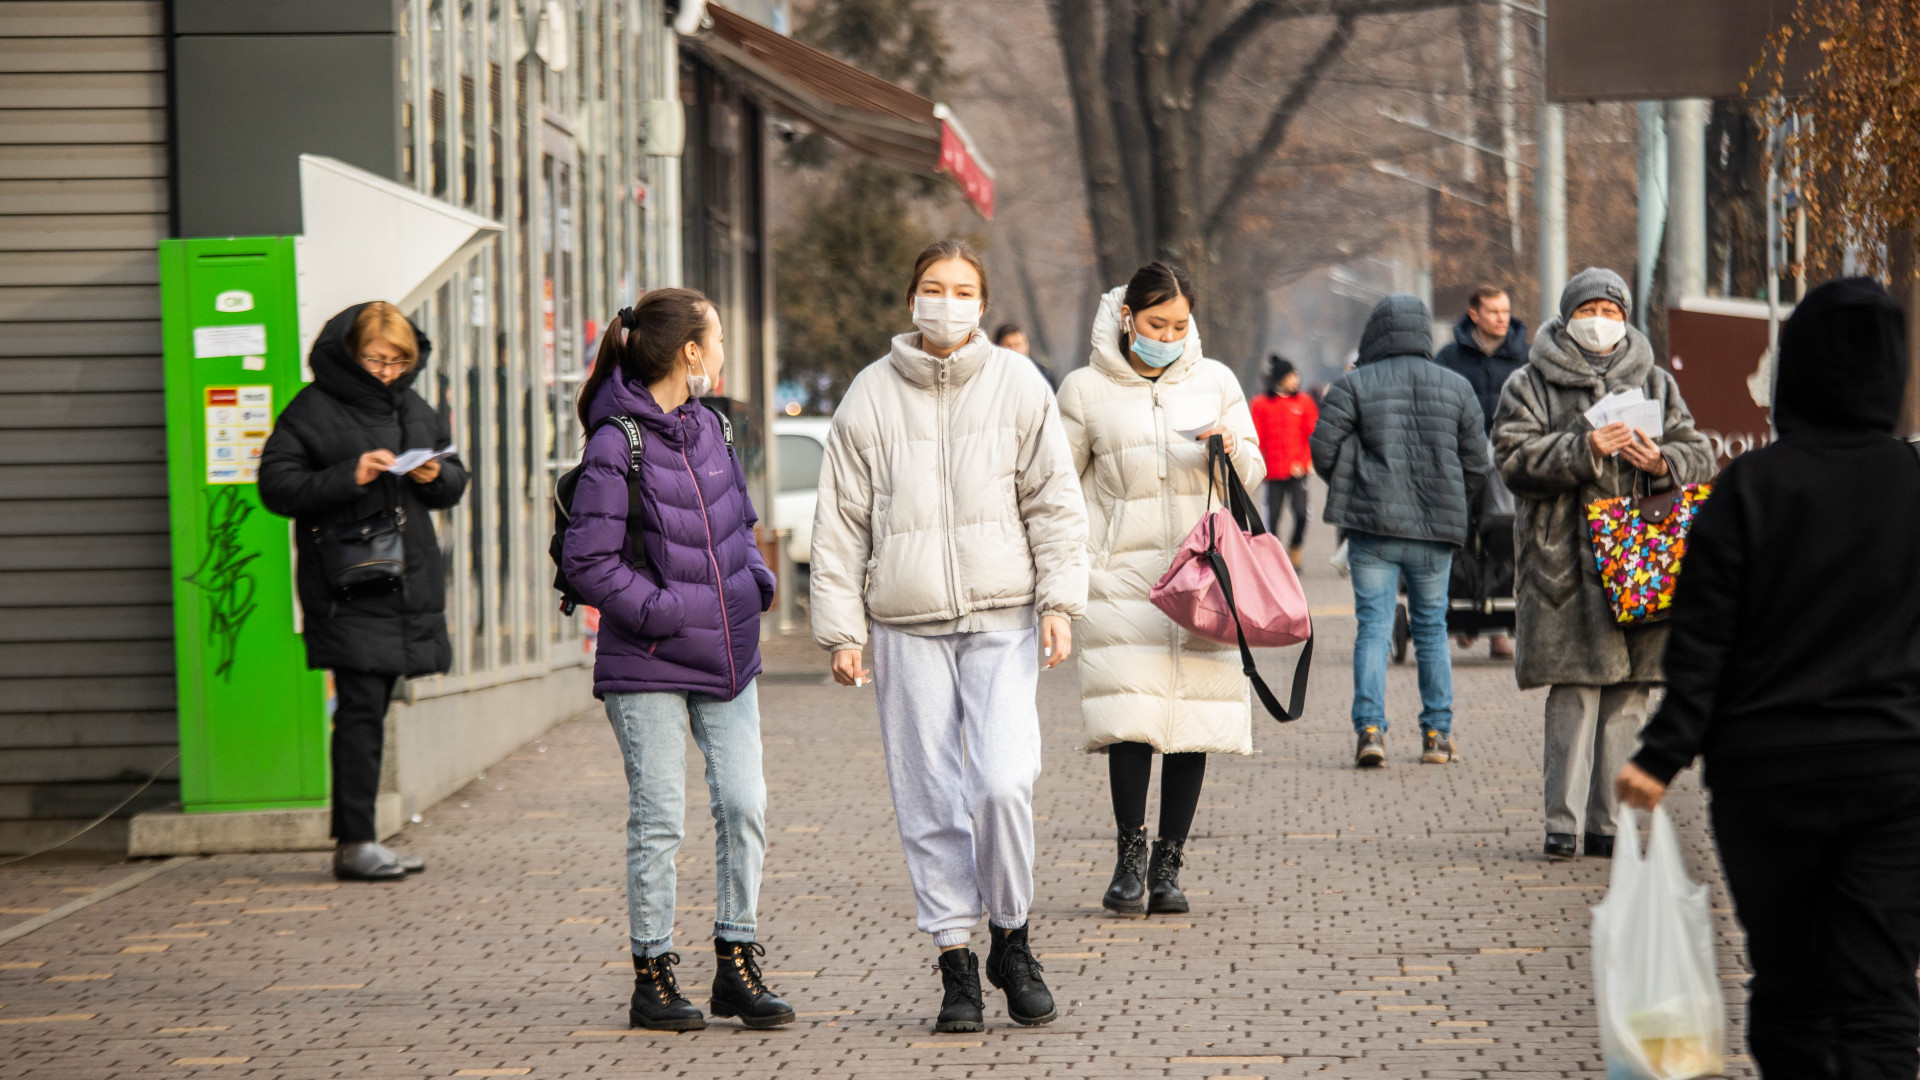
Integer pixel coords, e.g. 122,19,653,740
1312,294,1489,770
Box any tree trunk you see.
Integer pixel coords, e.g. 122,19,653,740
1051,0,1142,288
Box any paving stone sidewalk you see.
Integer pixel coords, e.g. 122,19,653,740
0,525,1754,1079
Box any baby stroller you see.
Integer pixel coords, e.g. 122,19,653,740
1392,470,1516,663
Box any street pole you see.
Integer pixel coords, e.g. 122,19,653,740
1497,0,1522,254
1537,102,1566,327
1635,101,1667,332
1665,99,1708,300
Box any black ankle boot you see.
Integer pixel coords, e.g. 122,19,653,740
986,924,1058,1026
1147,838,1189,914
629,952,706,1031
709,939,795,1028
1102,827,1149,915
933,948,985,1033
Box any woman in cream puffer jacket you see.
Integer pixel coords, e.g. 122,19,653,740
1057,265,1263,917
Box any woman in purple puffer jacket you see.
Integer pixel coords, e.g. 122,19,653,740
561,287,793,1033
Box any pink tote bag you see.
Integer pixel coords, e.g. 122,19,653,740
1150,437,1313,722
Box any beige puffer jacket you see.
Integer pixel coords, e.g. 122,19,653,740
809,329,1089,651
1058,287,1265,755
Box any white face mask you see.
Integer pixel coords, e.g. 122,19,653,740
912,296,982,349
686,350,713,399
1567,315,1627,354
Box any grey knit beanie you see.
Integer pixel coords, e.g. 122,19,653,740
1559,267,1632,321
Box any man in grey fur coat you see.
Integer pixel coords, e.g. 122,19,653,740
1491,268,1715,861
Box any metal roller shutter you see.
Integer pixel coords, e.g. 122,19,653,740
0,0,174,852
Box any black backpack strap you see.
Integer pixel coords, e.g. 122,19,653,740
700,401,735,456
604,414,644,471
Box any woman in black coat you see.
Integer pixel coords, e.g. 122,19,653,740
259,302,469,881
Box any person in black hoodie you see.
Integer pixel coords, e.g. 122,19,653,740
260,302,469,882
1617,278,1920,1080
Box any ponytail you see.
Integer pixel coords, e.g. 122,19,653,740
577,287,713,429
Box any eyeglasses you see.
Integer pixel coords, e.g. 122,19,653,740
359,356,411,372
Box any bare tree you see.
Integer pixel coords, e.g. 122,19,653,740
1049,1,1464,288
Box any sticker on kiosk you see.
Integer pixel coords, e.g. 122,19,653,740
205,385,272,484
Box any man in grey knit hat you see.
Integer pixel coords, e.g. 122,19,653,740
1490,268,1715,860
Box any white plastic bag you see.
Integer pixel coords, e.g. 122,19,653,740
1591,806,1728,1080
1329,539,1350,578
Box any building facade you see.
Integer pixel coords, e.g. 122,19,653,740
0,0,986,854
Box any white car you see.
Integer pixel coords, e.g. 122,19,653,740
773,417,831,564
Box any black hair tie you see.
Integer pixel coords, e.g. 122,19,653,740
617,306,639,330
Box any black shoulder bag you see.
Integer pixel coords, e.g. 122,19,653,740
311,479,406,599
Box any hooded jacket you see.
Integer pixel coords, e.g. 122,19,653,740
1490,320,1715,689
1310,295,1490,546
258,303,470,676
1058,286,1265,755
808,329,1088,651
1435,313,1528,433
561,373,774,700
1632,278,1920,792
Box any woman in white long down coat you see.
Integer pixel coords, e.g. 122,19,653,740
1056,262,1263,918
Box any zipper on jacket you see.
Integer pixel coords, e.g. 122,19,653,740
936,364,960,620
680,433,739,696
1152,385,1179,740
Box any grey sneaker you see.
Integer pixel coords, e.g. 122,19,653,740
1420,730,1455,764
1354,726,1386,768
333,842,406,881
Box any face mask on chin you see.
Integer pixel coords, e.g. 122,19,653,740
1567,315,1627,354
912,296,982,349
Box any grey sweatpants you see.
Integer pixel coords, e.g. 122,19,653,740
1542,683,1650,838
872,622,1042,948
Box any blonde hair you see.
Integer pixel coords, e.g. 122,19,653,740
352,302,420,368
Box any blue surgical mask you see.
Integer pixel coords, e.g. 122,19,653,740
1128,326,1185,370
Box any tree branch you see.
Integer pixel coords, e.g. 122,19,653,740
1196,0,1467,105
1202,13,1359,243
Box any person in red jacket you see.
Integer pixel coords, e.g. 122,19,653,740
1248,356,1318,567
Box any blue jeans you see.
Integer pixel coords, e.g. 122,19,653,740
604,680,767,957
1348,533,1454,735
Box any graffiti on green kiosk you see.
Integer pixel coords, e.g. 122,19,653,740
183,487,261,680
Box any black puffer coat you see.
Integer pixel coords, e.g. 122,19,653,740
1310,294,1490,546
259,304,469,676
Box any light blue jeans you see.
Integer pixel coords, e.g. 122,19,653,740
604,680,766,958
1348,533,1454,735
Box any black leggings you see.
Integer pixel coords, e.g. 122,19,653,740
1108,741,1207,842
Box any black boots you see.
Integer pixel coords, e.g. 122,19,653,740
986,924,1058,1026
934,948,986,1033
1584,833,1615,858
710,939,795,1029
1102,827,1149,915
629,952,706,1031
1544,833,1578,860
1147,838,1189,914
